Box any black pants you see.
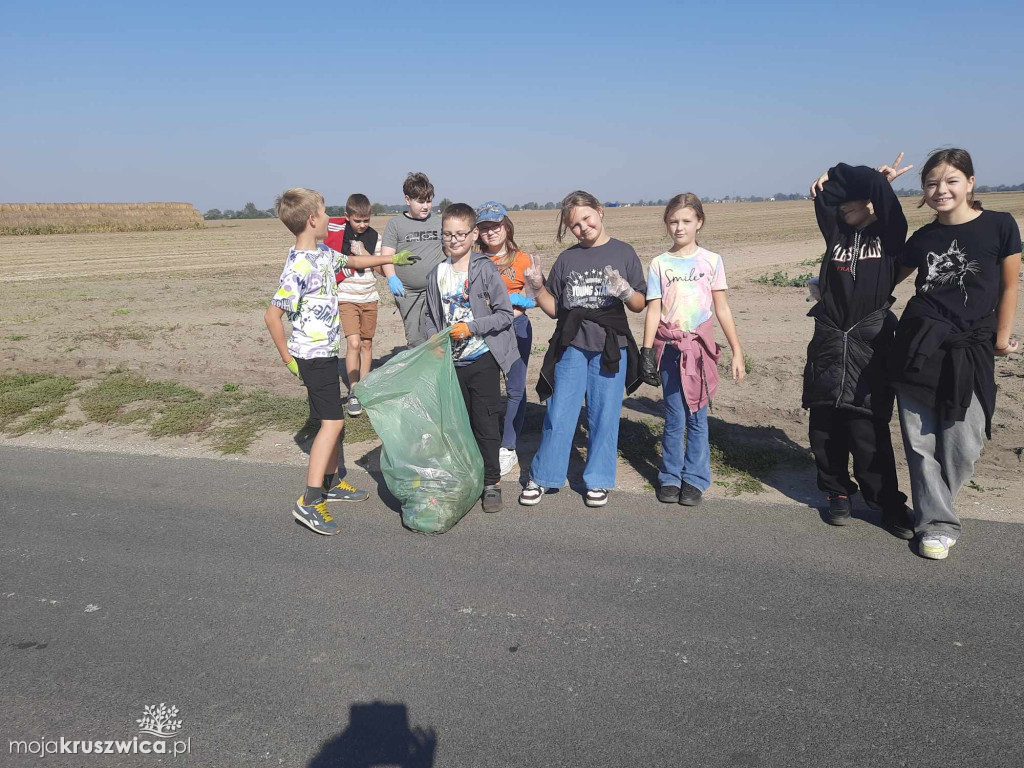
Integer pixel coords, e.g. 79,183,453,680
456,352,501,486
808,406,907,514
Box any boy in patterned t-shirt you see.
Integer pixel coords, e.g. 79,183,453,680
264,188,418,535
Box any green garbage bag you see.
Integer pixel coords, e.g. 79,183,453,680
353,331,483,534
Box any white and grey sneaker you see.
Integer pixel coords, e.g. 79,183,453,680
499,447,519,477
585,489,610,507
519,480,545,506
919,534,956,560
346,394,363,417
293,495,340,536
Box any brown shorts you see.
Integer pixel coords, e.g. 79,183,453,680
338,301,378,339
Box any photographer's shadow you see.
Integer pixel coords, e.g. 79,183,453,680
308,702,437,768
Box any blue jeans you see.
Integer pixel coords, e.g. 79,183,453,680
659,346,711,491
530,345,627,491
502,314,533,450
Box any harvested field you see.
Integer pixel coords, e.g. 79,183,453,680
0,202,203,236
1,193,1022,517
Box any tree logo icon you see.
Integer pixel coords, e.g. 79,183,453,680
136,704,184,738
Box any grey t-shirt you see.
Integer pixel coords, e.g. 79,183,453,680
545,238,646,351
382,213,445,291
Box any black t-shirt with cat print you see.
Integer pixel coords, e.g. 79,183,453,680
900,210,1021,323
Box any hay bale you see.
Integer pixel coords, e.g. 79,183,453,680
0,202,205,236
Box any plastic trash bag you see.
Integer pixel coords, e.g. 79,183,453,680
353,331,483,534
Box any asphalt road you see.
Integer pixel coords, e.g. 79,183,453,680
1,445,1021,768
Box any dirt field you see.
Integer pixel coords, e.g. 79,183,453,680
2,195,1023,520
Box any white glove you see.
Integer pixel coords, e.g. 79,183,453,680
603,266,634,302
806,276,821,303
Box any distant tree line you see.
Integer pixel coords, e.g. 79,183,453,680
204,202,274,220
205,182,1024,220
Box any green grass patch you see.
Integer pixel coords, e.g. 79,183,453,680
7,402,68,436
112,308,130,316
79,373,200,423
0,374,78,431
6,334,27,341
754,271,814,288
149,399,218,437
613,414,810,496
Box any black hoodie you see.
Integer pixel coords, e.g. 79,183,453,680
814,164,907,328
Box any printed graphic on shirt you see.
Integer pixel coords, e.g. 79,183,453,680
920,239,980,306
565,268,615,309
271,245,345,358
831,235,882,272
437,262,488,363
647,249,727,332
401,231,441,243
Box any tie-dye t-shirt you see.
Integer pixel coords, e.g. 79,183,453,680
436,260,489,365
271,244,348,359
646,247,728,332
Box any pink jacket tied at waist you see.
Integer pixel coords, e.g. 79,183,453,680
652,318,721,412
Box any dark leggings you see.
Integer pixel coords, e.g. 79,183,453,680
501,313,532,450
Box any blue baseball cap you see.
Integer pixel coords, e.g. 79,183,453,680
475,201,507,224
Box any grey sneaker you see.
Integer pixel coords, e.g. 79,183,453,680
482,484,502,513
584,489,609,507
293,495,340,535
346,394,363,417
322,479,370,502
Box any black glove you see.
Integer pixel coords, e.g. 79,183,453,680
639,347,660,387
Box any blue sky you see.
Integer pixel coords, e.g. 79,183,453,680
2,0,1022,211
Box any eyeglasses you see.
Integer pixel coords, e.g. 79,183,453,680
441,230,474,242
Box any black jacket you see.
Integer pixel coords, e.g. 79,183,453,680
888,298,997,438
802,299,898,418
814,164,907,328
537,304,640,402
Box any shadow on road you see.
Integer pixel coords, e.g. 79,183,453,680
308,702,436,768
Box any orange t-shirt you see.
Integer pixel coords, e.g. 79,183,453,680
491,250,531,294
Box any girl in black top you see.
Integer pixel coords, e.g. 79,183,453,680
803,154,915,538
890,148,1021,560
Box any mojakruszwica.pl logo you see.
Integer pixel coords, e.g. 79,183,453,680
8,703,192,758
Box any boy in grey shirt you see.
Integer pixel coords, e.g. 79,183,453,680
381,172,445,346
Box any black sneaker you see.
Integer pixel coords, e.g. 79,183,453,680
825,493,852,525
882,507,915,540
656,485,681,503
482,484,502,513
678,482,703,507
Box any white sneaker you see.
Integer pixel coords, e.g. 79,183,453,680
519,481,545,506
919,534,957,560
499,447,519,477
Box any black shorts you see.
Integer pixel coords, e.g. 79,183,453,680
295,356,344,421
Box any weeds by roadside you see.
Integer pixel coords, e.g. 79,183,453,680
0,371,378,455
754,271,814,288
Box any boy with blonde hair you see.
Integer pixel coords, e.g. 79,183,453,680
264,187,418,535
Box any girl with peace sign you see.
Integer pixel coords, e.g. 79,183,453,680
803,153,916,539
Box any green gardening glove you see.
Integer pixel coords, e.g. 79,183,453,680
285,358,300,379
391,250,420,266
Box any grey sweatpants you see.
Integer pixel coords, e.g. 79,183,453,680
896,391,985,538
394,289,428,347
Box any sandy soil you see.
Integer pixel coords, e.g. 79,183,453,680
2,197,1022,523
